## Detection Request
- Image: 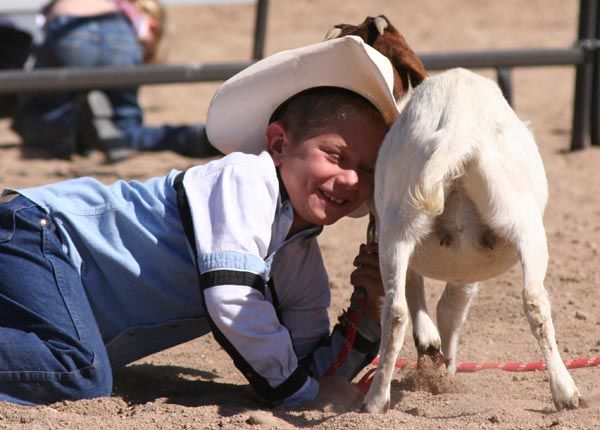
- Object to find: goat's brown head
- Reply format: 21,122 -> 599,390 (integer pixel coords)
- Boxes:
324,15 -> 427,103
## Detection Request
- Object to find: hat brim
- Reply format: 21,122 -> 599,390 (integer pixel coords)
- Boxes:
206,35 -> 399,217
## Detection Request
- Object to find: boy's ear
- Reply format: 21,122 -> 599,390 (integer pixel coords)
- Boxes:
266,122 -> 288,166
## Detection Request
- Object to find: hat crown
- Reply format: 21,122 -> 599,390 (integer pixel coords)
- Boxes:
206,35 -> 398,155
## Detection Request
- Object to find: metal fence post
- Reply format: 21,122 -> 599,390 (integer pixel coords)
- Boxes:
252,0 -> 269,60
571,0 -> 597,150
496,67 -> 513,106
592,0 -> 600,146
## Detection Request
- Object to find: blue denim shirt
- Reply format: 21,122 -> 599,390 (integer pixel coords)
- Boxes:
19,170 -> 206,365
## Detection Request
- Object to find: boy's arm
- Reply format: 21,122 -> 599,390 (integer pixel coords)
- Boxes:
182,160 -> 320,406
201,280 -> 319,407
243,242 -> 384,411
297,242 -> 382,383
200,241 -> 382,409
202,243 -> 383,410
253,242 -> 382,412
202,242 -> 382,410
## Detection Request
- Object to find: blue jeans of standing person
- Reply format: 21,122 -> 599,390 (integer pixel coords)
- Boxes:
0,195 -> 112,405
11,13 -> 208,158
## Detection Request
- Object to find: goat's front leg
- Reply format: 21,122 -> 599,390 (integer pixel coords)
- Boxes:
362,240 -> 413,413
436,282 -> 479,374
406,270 -> 444,365
519,220 -> 582,410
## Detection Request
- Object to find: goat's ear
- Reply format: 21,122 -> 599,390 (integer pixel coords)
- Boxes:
374,16 -> 388,36
324,26 -> 343,41
392,47 -> 428,89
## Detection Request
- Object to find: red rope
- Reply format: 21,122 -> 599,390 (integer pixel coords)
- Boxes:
323,288 -> 367,377
369,356 -> 600,372
355,356 -> 600,393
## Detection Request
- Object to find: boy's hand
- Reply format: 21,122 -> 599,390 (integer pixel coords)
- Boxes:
350,242 -> 384,324
245,378 -> 361,412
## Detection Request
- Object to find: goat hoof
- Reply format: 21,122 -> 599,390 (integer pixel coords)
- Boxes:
361,399 -> 390,414
554,394 -> 585,411
417,346 -> 448,369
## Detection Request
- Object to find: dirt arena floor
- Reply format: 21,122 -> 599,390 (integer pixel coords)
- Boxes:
1,0 -> 600,428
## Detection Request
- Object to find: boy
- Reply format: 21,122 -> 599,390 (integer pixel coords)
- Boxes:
0,36 -> 398,408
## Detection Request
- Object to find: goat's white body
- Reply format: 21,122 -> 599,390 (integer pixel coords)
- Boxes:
362,68 -> 581,413
409,192 -> 518,284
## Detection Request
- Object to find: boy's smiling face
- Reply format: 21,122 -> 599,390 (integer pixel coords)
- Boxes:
268,108 -> 388,235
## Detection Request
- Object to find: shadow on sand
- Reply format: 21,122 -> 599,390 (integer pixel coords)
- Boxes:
112,363 -> 247,410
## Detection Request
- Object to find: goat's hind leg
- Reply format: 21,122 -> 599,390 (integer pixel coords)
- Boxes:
436,282 -> 479,374
362,238 -> 414,413
406,270 -> 445,367
518,217 -> 582,410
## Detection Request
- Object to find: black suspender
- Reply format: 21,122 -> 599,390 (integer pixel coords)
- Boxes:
173,170 -> 282,321
173,171 -> 198,259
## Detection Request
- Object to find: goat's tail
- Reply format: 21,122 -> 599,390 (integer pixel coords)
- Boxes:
410,129 -> 472,216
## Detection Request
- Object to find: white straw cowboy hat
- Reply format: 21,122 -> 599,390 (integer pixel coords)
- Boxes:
206,35 -> 399,217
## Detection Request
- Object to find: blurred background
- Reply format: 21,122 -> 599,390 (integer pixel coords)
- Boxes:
0,0 -> 583,178
1,2 -> 599,429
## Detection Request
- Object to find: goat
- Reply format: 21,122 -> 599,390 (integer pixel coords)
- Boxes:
325,12 -> 453,386
326,16 -> 583,413
360,67 -> 583,413
325,16 -> 444,365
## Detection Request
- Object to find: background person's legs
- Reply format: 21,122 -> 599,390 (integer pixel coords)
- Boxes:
11,15 -> 107,159
121,120 -> 222,157
11,14 -> 139,160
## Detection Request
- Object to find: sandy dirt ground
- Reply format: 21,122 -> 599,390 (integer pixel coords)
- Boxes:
1,0 -> 600,428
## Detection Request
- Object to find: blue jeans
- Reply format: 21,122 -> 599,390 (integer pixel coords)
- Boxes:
12,13 -> 205,156
0,195 -> 112,405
